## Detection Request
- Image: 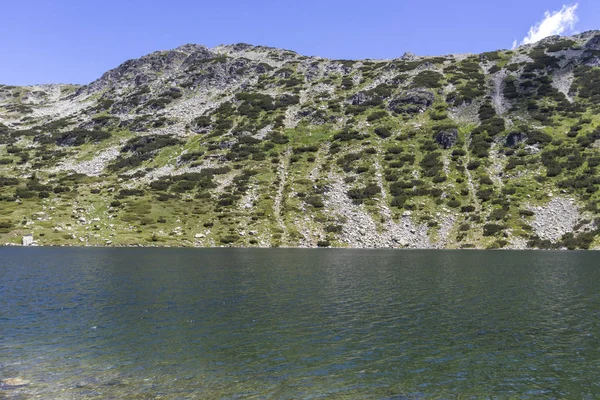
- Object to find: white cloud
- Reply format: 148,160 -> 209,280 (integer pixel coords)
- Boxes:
514,3 -> 579,48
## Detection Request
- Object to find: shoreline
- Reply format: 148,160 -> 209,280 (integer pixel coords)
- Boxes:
0,243 -> 596,251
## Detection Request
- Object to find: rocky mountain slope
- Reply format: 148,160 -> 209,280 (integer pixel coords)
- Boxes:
1,32 -> 600,249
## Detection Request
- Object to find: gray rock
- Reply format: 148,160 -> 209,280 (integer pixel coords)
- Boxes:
435,129 -> 458,149
1,378 -> 30,387
584,34 -> 600,51
22,234 -> 34,246
505,132 -> 527,147
388,89 -> 434,114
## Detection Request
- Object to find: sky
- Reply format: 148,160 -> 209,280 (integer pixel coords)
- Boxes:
0,0 -> 598,85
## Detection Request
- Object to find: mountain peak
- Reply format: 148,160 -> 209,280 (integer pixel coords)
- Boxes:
1,31 -> 600,248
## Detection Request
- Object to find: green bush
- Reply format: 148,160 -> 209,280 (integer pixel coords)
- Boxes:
325,224 -> 343,234
447,199 -> 461,208
15,188 -> 35,198
489,209 -> 508,220
412,71 -> 444,88
483,223 -> 505,236
367,111 -> 388,121
347,183 -> 381,204
305,196 -> 324,208
374,127 -> 392,138
220,234 -> 240,244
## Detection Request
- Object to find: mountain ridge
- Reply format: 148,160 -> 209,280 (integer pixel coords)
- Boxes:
1,31 -> 600,249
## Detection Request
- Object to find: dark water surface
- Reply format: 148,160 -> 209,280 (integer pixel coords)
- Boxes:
1,248 -> 599,399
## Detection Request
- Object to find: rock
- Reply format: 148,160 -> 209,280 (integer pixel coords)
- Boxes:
434,128 -> 458,149
388,89 -> 434,114
585,34 -> 600,51
530,197 -> 579,242
194,233 -> 205,239
400,52 -> 418,61
1,378 -> 30,387
22,234 -> 34,246
505,132 -> 527,147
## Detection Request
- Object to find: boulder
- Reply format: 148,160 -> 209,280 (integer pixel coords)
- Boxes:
348,92 -> 370,106
435,129 -> 459,149
1,378 -> 30,387
505,132 -> 527,147
388,89 -> 434,114
22,234 -> 34,246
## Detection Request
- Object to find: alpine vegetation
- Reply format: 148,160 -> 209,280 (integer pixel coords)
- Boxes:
1,32 -> 600,249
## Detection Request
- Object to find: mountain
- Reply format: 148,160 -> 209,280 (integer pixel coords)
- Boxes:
1,32 -> 600,249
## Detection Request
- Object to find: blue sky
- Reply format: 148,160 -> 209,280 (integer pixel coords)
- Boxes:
0,0 -> 597,85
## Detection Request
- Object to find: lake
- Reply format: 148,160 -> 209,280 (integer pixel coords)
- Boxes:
1,248 -> 599,398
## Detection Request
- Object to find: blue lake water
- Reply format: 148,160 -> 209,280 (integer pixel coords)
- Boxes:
1,248 -> 599,398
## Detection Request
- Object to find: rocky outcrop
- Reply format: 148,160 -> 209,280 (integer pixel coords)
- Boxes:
388,89 -> 434,114
505,132 -> 527,147
435,129 -> 458,149
584,33 -> 600,50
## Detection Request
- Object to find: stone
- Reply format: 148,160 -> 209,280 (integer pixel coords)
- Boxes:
194,233 -> 205,239
434,129 -> 458,149
1,378 -> 29,387
22,234 -> 34,246
585,34 -> 600,51
388,89 -> 434,114
505,132 -> 527,147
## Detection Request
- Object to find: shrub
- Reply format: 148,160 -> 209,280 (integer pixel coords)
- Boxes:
447,199 -> 461,208
116,189 -> 145,198
220,234 -> 239,244
15,188 -> 35,198
305,196 -> 324,208
0,220 -> 14,232
390,196 -> 407,207
489,209 -> 508,220
561,231 -> 598,250
476,188 -> 494,202
483,223 -> 505,236
325,224 -> 343,234
374,127 -> 392,138
412,71 -> 444,88
347,183 -> 381,204
367,111 -> 388,121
